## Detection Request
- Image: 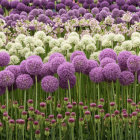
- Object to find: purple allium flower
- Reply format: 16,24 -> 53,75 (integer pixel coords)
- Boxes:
40,63 -> 53,77
67,10 -> 74,17
118,51 -> 132,71
84,60 -> 99,75
50,57 -> 66,74
119,71 -> 134,86
100,1 -> 109,8
47,2 -> 55,9
0,87 -> 6,96
48,53 -> 64,62
56,3 -> 65,11
72,55 -> 88,73
41,76 -> 59,93
84,13 -> 93,19
78,7 -> 86,15
112,8 -> 120,18
1,0 -> 10,9
57,62 -> 75,79
59,75 -> 76,89
5,65 -> 21,78
99,10 -> 108,19
59,9 -> 66,15
86,0 -> 93,4
122,4 -> 128,11
127,55 -> 140,72
131,14 -> 139,23
110,4 -> 119,11
33,0 -> 40,6
0,52 -> 10,67
130,0 -> 139,5
16,3 -> 26,11
89,67 -> 104,83
16,74 -> 33,90
45,9 -> 53,17
0,70 -> 15,87
99,48 -> 117,61
91,8 -> 99,15
29,9 -> 39,17
65,0 -> 73,7
26,58 -> 43,75
116,0 -> 125,6
27,55 -> 42,61
20,60 -> 28,74
78,0 -> 85,4
83,2 -> 89,9
37,14 -> 48,23
102,63 -> 121,82
100,57 -> 116,68
70,51 -> 86,62
128,5 -> 137,12
10,1 -> 19,9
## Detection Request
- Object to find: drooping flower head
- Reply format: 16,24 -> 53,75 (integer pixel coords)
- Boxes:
0,52 -> 10,67
41,76 -> 59,93
119,71 -> 134,86
0,70 -> 15,87
89,67 -> 104,83
16,74 -> 33,90
99,48 -> 117,61
102,63 -> 121,82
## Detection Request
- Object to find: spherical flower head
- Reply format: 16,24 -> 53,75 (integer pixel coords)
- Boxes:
116,0 -> 125,6
118,51 -> 132,71
121,41 -> 133,51
72,55 -> 88,73
57,62 -> 75,79
40,63 -> 53,77
20,60 -> 28,74
5,65 -> 21,78
91,8 -> 99,15
70,51 -> 86,62
100,57 -> 116,68
119,71 -> 134,86
89,67 -> 104,83
48,53 -> 64,62
50,57 -> 66,74
59,75 -> 76,89
65,0 -> 73,7
127,55 -> 140,72
99,48 -> 117,61
0,70 -> 15,87
41,76 -> 59,93
78,0 -> 85,4
128,5 -> 137,12
114,34 -> 125,42
45,9 -> 53,17
1,0 -> 10,9
78,7 -> 86,15
84,60 -> 99,75
26,58 -> 43,75
0,52 -> 10,67
84,13 -> 93,19
16,74 -> 33,90
103,63 -> 121,82
16,3 -> 26,11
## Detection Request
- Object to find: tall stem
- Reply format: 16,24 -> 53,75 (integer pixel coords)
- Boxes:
35,76 -> 38,110
24,90 -> 26,110
6,87 -> 9,113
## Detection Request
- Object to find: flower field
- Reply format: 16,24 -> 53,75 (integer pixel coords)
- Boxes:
0,0 -> 140,140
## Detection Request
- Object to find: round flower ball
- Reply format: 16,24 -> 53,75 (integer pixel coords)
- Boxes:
100,57 -> 116,68
0,86 -> 6,96
84,60 -> 99,75
72,55 -> 88,73
59,75 -> 76,89
57,62 -> 75,79
119,71 -> 134,86
0,70 -> 15,87
50,57 -> 66,74
102,63 -> 121,82
26,58 -> 43,75
118,51 -> 132,71
5,65 -> 21,78
0,52 -> 10,67
40,62 -> 53,77
20,60 -> 28,74
127,55 -> 140,72
48,52 -> 64,62
99,48 -> 117,61
16,74 -> 33,90
27,55 -> 42,61
89,67 -> 104,83
70,51 -> 86,62
41,76 -> 59,93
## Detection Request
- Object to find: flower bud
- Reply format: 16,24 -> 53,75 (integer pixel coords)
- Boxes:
28,107 -> 34,116
67,104 -> 73,112
68,118 -> 75,127
57,104 -> 61,113
21,111 -> 27,119
94,115 -> 100,123
79,118 -> 84,126
45,128 -> 50,136
3,112 -> 8,121
13,101 -> 18,108
64,97 -> 69,105
71,112 -> 76,119
51,119 -> 56,127
98,104 -> 103,109
72,102 -> 77,108
40,102 -> 46,110
19,106 -> 24,113
1,105 -> 6,113
79,102 -> 83,110
131,102 -> 136,110
33,121 -> 39,129
9,119 -> 15,128
57,114 -> 63,123
90,103 -> 96,112
65,112 -> 70,120
99,98 -> 105,105
45,118 -> 50,126
0,122 -> 3,132
47,96 -> 52,104
99,109 -> 104,117
35,130 -> 40,139
84,111 -> 91,121
61,122 -> 67,132
132,112 -> 137,121
28,99 -> 33,107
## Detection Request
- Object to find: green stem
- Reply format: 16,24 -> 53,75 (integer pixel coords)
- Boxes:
71,127 -> 74,140
24,90 -> 26,110
68,80 -> 71,103
35,76 -> 38,110
6,87 -> 9,113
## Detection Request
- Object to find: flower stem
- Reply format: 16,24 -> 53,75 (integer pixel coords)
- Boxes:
35,76 -> 38,110
24,90 -> 26,110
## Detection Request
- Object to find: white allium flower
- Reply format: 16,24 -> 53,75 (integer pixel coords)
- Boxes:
0,39 -> 4,48
12,42 -> 23,50
121,12 -> 132,22
81,37 -> 93,46
114,34 -> 125,42
132,38 -> 140,48
34,31 -> 46,42
121,40 -> 132,51
68,36 -> 79,45
24,36 -> 35,47
51,47 -> 61,53
5,42 -> 14,50
90,51 -> 100,61
10,55 -> 20,65
25,51 -> 35,59
0,32 -> 6,43
49,39 -> 59,48
44,36 -> 53,44
130,51 -> 136,55
34,47 -> 45,55
43,56 -> 49,63
9,47 -> 17,55
58,38 -> 65,45
34,39 -> 43,47
74,42 -> 85,51
107,33 -> 115,41
114,46 -> 124,54
93,34 -> 101,41
19,47 -> 30,57
61,43 -> 72,51
69,32 -> 79,38
131,32 -> 140,40
102,39 -> 112,47
86,43 -> 96,52
15,34 -> 26,44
